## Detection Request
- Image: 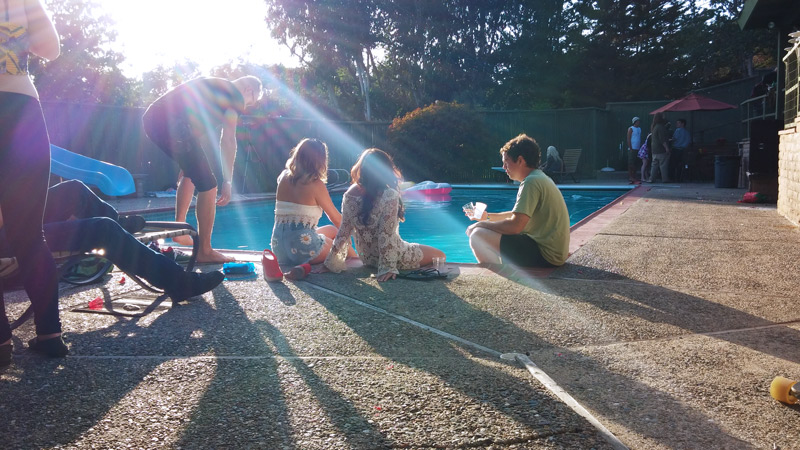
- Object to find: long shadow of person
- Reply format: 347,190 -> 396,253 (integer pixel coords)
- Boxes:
0,281 -> 300,448
294,264 -> 762,448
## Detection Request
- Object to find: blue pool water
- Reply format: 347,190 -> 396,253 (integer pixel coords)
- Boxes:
144,187 -> 629,263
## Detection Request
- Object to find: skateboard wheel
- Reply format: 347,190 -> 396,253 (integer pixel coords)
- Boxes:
770,376 -> 798,404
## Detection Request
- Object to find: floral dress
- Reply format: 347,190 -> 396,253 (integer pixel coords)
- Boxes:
270,200 -> 326,266
324,188 -> 423,276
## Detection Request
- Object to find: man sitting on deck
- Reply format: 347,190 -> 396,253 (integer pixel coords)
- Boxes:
0,180 -> 224,301
466,134 -> 570,268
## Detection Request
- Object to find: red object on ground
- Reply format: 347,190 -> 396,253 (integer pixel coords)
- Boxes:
119,276 -> 126,284
284,263 -> 312,280
262,249 -> 283,282
88,296 -> 103,310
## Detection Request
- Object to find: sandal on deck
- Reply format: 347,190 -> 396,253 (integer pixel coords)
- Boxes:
397,268 -> 448,281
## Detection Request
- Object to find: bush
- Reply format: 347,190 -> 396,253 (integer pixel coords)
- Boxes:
386,101 -> 492,183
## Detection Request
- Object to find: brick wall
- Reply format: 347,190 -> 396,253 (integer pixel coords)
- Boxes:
778,119 -> 800,226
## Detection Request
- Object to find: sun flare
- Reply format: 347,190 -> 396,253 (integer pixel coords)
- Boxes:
92,0 -> 296,76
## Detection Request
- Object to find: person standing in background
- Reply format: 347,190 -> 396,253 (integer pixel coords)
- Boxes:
670,118 -> 690,182
627,117 -> 642,184
646,112 -> 671,183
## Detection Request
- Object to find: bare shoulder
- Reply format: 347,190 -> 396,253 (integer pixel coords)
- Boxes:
310,178 -> 329,192
311,179 -> 333,200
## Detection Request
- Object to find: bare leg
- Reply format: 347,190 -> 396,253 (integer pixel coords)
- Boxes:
467,227 -> 502,264
628,155 -> 636,182
309,236 -> 334,265
172,175 -> 195,246
194,188 -> 234,263
417,245 -> 445,267
314,225 -> 358,261
640,159 -> 648,182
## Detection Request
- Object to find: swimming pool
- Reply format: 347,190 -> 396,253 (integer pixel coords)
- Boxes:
144,186 -> 630,263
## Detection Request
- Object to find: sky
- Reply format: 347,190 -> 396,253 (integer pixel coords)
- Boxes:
94,0 -> 299,77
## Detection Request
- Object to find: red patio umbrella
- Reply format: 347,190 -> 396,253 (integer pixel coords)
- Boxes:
649,93 -> 736,114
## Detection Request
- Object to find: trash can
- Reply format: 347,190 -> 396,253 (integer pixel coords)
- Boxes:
714,155 -> 740,188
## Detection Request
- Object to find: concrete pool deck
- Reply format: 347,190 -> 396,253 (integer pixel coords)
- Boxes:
2,181 -> 799,449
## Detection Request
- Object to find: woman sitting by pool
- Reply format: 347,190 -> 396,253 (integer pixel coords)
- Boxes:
324,148 -> 445,282
271,138 -> 354,274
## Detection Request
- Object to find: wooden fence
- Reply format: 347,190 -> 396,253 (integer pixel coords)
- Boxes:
42,80 -> 752,194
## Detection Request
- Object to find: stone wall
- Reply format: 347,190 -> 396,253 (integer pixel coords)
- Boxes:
778,119 -> 800,226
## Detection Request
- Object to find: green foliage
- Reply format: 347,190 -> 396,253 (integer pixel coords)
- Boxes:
27,0 -> 779,118
386,102 -> 492,182
32,0 -> 135,105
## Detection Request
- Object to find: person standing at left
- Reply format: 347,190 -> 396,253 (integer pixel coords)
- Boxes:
626,117 -> 642,184
1,0 -> 69,366
142,75 -> 263,263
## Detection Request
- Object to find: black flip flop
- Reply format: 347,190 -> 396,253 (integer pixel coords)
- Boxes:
397,267 -> 448,281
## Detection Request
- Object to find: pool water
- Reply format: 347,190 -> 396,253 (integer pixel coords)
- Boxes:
144,187 -> 628,263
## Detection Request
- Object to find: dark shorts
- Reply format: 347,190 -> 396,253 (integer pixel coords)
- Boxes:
628,147 -> 639,169
499,234 -> 557,268
142,110 -> 218,192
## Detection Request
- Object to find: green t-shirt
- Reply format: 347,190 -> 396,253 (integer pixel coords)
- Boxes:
512,170 -> 570,265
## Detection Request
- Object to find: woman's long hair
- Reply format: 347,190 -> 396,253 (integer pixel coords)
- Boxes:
285,138 -> 328,184
350,148 -> 404,226
651,112 -> 665,132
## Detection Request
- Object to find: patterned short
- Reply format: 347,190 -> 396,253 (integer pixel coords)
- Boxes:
270,221 -> 326,267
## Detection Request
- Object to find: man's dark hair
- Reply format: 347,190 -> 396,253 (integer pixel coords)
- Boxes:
500,134 -> 541,168
677,119 -> 686,126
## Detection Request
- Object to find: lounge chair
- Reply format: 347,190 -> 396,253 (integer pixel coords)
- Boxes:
554,148 -> 582,183
326,168 -> 352,191
1,221 -> 198,330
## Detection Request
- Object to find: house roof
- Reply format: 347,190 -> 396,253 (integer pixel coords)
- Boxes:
738,0 -> 800,30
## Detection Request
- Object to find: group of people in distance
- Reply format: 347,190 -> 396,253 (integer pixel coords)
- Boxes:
627,113 -> 691,184
0,0 -> 569,367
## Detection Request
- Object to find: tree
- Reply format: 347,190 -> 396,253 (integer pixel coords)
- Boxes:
264,0 -> 381,121
386,102 -> 492,182
376,0 -> 519,110
675,1 -> 776,87
31,0 -> 134,105
486,0 -> 574,109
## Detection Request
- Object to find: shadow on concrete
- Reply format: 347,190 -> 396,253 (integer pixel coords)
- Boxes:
300,265 -> 755,448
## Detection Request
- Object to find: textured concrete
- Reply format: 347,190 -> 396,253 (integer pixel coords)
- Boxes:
2,182 -> 800,449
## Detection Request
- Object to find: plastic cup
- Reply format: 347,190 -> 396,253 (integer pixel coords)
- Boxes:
473,202 -> 487,220
432,256 -> 446,270
462,202 -> 475,216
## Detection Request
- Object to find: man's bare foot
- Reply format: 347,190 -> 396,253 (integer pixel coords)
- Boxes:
172,234 -> 194,246
195,248 -> 235,264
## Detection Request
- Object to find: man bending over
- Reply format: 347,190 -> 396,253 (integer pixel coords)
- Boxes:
142,75 -> 262,263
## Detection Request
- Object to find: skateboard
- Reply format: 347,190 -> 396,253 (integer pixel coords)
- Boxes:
770,376 -> 799,404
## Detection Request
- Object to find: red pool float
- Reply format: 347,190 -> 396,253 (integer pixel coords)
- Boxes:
402,181 -> 452,196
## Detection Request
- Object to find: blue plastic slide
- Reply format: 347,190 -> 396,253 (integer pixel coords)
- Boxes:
50,145 -> 135,196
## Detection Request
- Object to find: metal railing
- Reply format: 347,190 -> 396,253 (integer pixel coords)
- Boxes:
740,93 -> 778,138
783,35 -> 799,126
